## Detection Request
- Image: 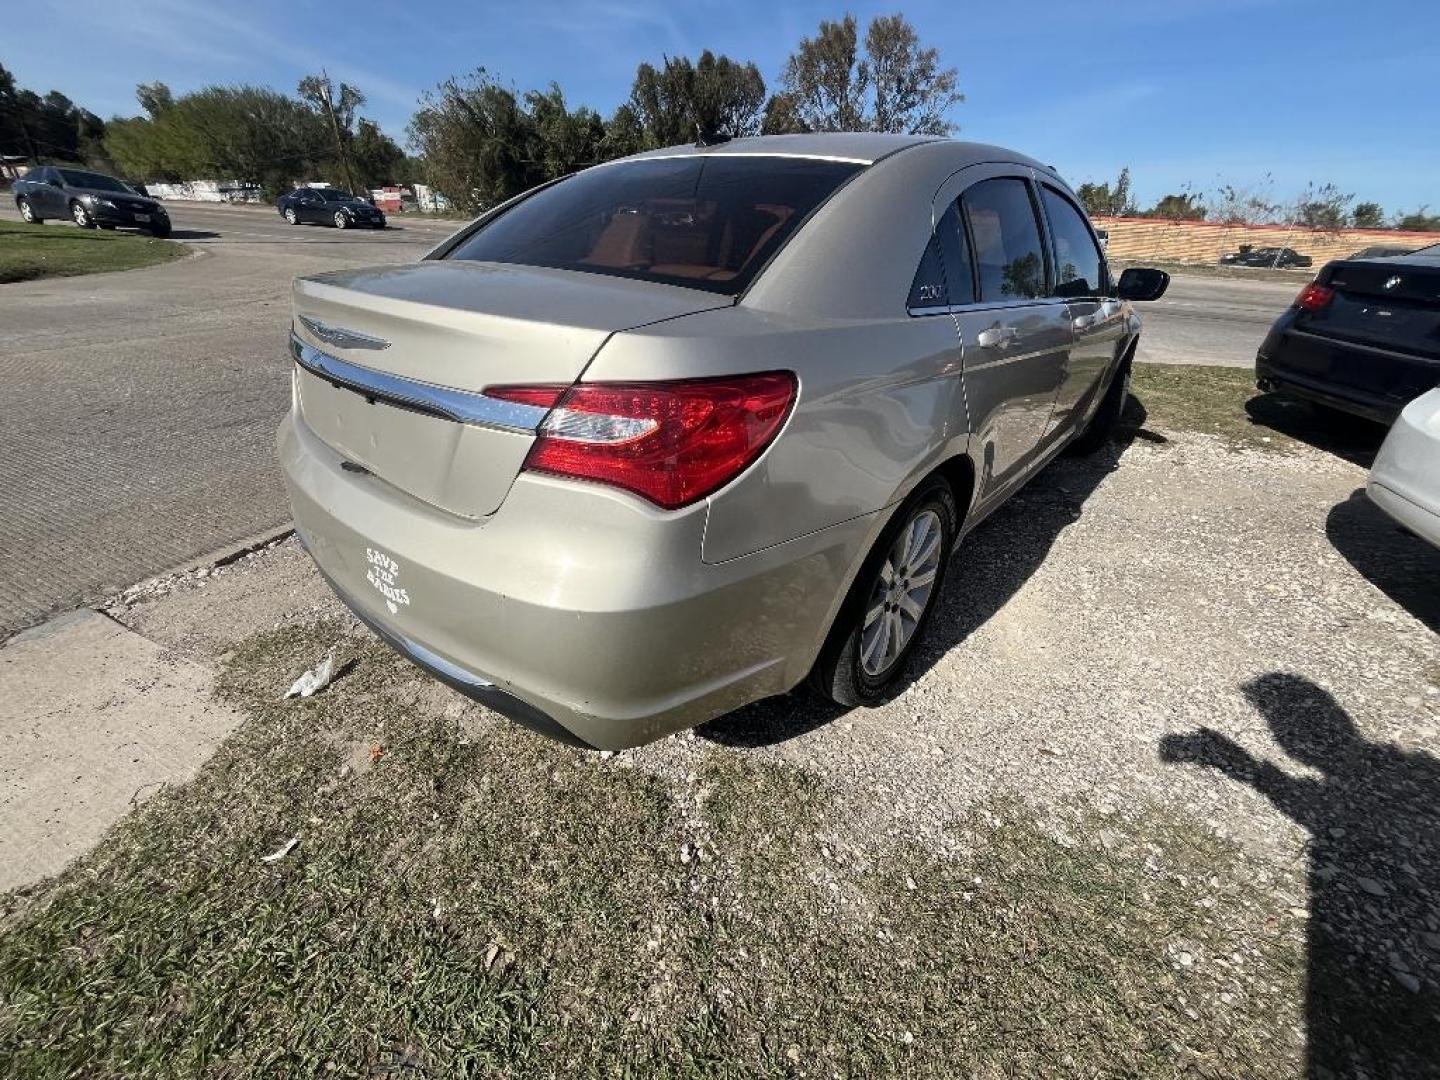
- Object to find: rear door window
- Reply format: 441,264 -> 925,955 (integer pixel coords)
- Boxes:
1040,186 -> 1105,299
907,204 -> 974,311
961,178 -> 1048,302
445,155 -> 863,296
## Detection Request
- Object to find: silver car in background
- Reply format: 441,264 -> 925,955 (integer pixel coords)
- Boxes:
278,133 -> 1168,749
1369,388 -> 1440,549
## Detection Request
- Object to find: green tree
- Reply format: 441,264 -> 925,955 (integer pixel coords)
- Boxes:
350,119 -> 406,189
526,85 -> 606,176
135,82 -> 174,119
628,51 -> 766,146
1292,182 -> 1353,232
1351,201 -> 1384,229
1076,168 -> 1133,217
1146,192 -> 1206,221
407,69 -> 541,213
769,13 -> 961,135
599,104 -> 647,159
1395,208 -> 1440,232
0,64 -> 106,164
297,73 -> 365,193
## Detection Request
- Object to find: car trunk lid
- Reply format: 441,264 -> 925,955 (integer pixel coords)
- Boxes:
291,260 -> 729,518
1302,258 -> 1440,360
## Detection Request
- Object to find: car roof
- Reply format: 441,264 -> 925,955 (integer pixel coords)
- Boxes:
616,132 -> 1047,171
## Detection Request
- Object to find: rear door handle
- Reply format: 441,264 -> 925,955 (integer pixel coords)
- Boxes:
976,325 -> 1020,348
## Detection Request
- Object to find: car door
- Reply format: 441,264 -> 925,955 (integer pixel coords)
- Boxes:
1037,184 -> 1126,439
294,190 -> 317,222
940,168 -> 1070,501
35,168 -> 64,216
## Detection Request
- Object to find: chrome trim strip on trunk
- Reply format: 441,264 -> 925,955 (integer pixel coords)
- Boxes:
289,333 -> 551,433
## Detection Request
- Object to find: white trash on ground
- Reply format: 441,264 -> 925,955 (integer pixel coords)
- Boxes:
260,837 -> 299,863
283,647 -> 337,700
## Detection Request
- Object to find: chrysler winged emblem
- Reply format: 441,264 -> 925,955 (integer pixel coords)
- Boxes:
298,314 -> 391,351
1383,275 -> 1402,291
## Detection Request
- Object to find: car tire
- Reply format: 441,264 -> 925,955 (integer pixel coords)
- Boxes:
284,207 -> 299,225
17,197 -> 42,224
333,211 -> 348,230
70,201 -> 96,229
149,221 -> 172,239
1068,354 -> 1132,456
810,475 -> 958,707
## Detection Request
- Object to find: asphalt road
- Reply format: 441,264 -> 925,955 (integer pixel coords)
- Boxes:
0,201 -> 1293,635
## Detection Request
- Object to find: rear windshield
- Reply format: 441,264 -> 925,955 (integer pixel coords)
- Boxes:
444,155 -> 863,295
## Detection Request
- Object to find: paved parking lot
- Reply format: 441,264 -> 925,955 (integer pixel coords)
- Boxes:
0,203 -> 457,634
0,202 -> 1296,635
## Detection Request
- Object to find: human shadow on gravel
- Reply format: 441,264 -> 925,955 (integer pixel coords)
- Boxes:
1160,674 -> 1440,1079
1244,393 -> 1387,468
1326,489 -> 1440,634
701,394 -> 1155,748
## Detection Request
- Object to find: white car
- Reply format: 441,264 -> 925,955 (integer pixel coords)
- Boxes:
1368,387 -> 1440,549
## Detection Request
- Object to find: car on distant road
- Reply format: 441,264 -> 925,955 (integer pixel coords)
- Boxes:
13,166 -> 171,237
1220,246 -> 1313,269
278,133 -> 1170,749
276,187 -> 386,229
1256,244 -> 1440,424
1368,387 -> 1440,549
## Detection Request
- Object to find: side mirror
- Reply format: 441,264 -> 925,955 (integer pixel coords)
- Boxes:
1116,267 -> 1169,302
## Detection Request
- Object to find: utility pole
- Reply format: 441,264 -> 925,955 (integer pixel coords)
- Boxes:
318,70 -> 358,195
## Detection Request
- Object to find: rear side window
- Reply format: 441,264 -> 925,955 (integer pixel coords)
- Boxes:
446,156 -> 863,296
961,178 -> 1047,302
907,204 -> 974,310
1041,187 -> 1105,299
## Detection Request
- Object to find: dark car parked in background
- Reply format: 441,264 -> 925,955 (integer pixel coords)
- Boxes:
1221,246 -> 1313,269
13,166 -> 171,237
1256,244 -> 1440,424
276,187 -> 386,229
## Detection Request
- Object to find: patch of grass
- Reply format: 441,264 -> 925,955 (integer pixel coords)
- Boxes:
0,621 -> 1320,1076
1129,362 -> 1287,451
1129,363 -> 1389,459
0,219 -> 186,283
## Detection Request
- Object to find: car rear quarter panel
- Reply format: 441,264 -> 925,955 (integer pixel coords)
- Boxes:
586,304 -> 969,565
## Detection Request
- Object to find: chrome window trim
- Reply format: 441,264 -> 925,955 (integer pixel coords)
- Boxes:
907,297 -> 1067,318
290,333 -> 550,433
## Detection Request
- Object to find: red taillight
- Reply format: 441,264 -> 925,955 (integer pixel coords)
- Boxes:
1295,282 -> 1334,311
487,373 -> 797,509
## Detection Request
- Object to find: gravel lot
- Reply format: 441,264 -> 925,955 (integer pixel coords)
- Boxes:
94,393 -> 1440,1073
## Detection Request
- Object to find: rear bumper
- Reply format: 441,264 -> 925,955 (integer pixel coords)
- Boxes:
1255,317 -> 1437,425
277,411 -> 876,749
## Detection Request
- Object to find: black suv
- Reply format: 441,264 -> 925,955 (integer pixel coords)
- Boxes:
13,166 -> 171,237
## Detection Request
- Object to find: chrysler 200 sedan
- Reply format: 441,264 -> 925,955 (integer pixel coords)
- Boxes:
278,133 -> 1169,749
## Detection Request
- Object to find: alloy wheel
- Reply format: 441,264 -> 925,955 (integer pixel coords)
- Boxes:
19,198 -> 35,222
72,203 -> 90,227
333,211 -> 347,229
859,508 -> 943,676
285,208 -> 297,224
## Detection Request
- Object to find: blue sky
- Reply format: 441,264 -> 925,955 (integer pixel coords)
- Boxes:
10,0 -> 1439,215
